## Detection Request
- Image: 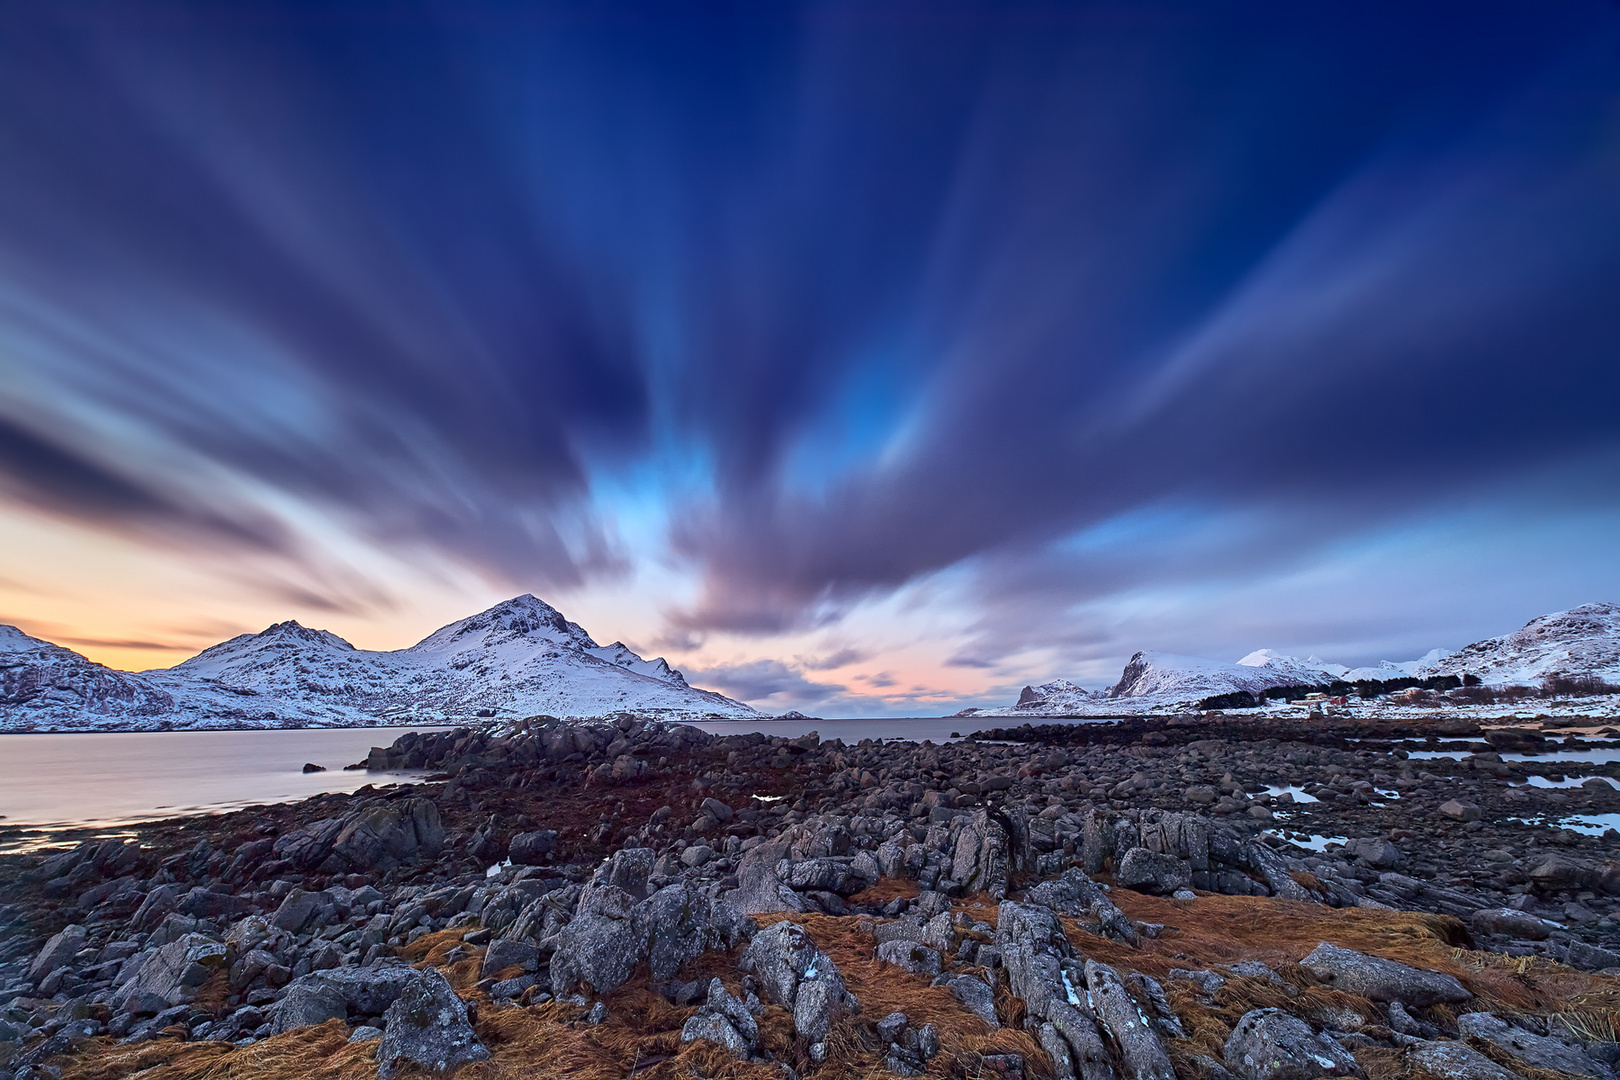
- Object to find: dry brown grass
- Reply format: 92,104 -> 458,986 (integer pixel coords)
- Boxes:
54,893 -> 1620,1080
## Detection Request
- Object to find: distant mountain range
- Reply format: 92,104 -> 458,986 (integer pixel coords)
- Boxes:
0,595 -> 756,732
970,602 -> 1620,716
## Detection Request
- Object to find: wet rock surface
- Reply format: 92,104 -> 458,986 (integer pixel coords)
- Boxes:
0,711 -> 1617,1079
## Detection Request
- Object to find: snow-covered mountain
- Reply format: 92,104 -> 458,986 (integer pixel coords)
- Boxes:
0,595 -> 756,732
1419,602 -> 1620,686
966,602 -> 1620,716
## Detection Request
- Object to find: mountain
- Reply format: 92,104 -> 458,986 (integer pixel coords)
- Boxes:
0,595 -> 756,732
967,602 -> 1620,716
1419,602 -> 1620,686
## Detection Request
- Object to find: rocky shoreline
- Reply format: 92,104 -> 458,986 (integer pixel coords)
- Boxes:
2,712 -> 1619,1080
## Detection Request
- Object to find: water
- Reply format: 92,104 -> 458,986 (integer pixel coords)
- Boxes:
0,714 -> 1097,836
0,728 -> 445,833
689,715 -> 1112,743
1553,813 -> 1620,837
1517,775 -> 1619,790
1266,785 -> 1320,804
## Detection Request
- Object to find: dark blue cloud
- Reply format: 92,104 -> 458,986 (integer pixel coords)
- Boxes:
0,0 -> 1616,644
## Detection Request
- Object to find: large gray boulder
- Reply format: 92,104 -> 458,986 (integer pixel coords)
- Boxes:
330,798 -> 444,871
1115,849 -> 1192,896
1085,960 -> 1175,1080
29,925 -> 86,985
479,939 -> 540,980
271,965 -> 428,1033
377,967 -> 489,1080
1023,867 -> 1139,945
951,809 -> 1027,899
681,1012 -> 751,1059
113,934 -> 231,1016
1457,1012 -> 1611,1078
1299,943 -> 1471,1006
1403,1040 -> 1521,1080
1469,907 -> 1553,941
548,884 -> 645,996
642,882 -> 716,981
876,940 -> 942,976
508,830 -> 558,866
1222,1008 -> 1362,1080
994,902 -> 1112,1080
739,921 -> 856,1047
943,974 -> 999,1029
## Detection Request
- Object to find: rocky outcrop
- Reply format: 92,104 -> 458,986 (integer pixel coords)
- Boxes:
1298,943 -> 1471,1006
1222,1008 -> 1362,1080
376,967 -> 488,1080
739,921 -> 858,1059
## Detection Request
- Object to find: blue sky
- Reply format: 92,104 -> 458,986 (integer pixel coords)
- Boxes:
0,0 -> 1618,715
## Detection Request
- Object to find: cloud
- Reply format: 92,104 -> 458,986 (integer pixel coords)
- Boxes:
797,647 -> 871,671
682,659 -> 843,704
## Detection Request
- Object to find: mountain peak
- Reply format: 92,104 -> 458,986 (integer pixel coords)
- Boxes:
410,593 -> 595,654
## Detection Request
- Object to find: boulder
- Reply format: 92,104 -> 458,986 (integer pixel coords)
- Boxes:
1341,839 -> 1404,870
1469,907 -> 1552,941
944,974 -> 999,1029
271,888 -> 323,933
29,925 -> 86,985
1403,1040 -> 1520,1080
1085,960 -> 1176,1080
1115,849 -> 1192,895
1222,1008 -> 1363,1080
1299,943 -> 1471,1006
680,1012 -> 751,1059
479,939 -> 540,979
330,798 -> 444,871
113,934 -> 231,1016
592,847 -> 656,900
876,940 -> 942,976
1023,867 -> 1139,945
1438,801 -> 1482,823
1529,854 -> 1595,891
508,830 -> 558,866
1566,940 -> 1620,972
377,966 -> 489,1080
1457,1012 -> 1611,1077
739,920 -> 856,1045
547,884 -> 645,996
271,965 -> 429,1033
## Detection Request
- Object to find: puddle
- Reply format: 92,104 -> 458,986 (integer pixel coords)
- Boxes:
1501,748 -> 1620,766
1291,835 -> 1348,852
1553,813 -> 1620,837
1266,786 -> 1319,804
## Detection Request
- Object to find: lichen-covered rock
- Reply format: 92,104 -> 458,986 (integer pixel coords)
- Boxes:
1222,1008 -> 1362,1080
1457,1012 -> 1610,1078
547,884 -> 645,995
29,924 -> 86,985
270,965 -> 428,1033
876,939 -> 942,976
1299,943 -> 1470,1006
1085,960 -> 1176,1080
377,966 -> 489,1079
739,920 -> 856,1044
113,933 -> 230,1016
1403,1040 -> 1520,1080
1115,849 -> 1192,896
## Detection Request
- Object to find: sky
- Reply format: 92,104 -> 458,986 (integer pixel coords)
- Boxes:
1,0 -> 1619,717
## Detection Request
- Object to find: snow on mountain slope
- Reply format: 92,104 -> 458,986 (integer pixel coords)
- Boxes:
1,595 -> 755,732
1112,650 -> 1328,701
0,625 -> 179,720
1419,602 -> 1620,685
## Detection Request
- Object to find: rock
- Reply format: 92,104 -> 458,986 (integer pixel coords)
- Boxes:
1299,942 -> 1471,1006
1086,959 -> 1176,1080
680,845 -> 714,868
1115,849 -> 1192,895
1023,866 -> 1139,945
951,808 -> 1026,899
739,920 -> 856,1043
876,940 -> 942,976
1469,907 -> 1552,940
330,797 -> 445,871
548,885 -> 645,996
1222,1008 -> 1362,1080
508,830 -> 558,866
681,1011 -> 751,1059
113,934 -> 231,1015
29,925 -> 86,985
643,880 -> 753,981
1438,800 -> 1482,822
593,847 -> 656,900
1342,839 -> 1404,870
270,966 -> 428,1033
944,975 -> 999,1029
1185,786 -> 1217,805
727,848 -> 807,915
349,1025 -> 383,1042
700,797 -> 734,823
1457,1012 -> 1610,1077
1404,1040 -> 1521,1080
480,939 -> 540,979
302,763 -> 326,773
377,966 -> 489,1080
271,889 -> 322,933
1566,940 -> 1620,972
1530,854 -> 1595,891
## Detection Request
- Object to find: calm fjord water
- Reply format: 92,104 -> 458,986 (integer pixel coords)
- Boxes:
0,716 -> 1095,833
